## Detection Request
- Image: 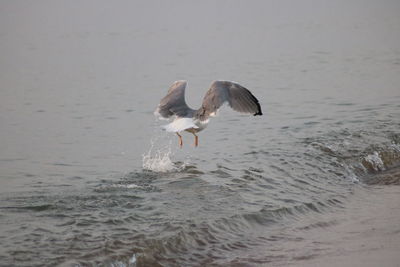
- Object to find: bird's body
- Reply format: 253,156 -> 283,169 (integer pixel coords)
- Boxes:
161,117 -> 209,133
154,80 -> 262,147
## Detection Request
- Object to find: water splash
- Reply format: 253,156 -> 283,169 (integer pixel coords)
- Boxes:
142,133 -> 189,172
363,151 -> 385,172
142,142 -> 175,172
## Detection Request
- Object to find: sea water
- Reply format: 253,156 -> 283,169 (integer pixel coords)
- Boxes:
1,1 -> 400,266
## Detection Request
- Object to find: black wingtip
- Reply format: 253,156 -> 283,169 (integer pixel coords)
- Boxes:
253,101 -> 263,116
246,89 -> 262,116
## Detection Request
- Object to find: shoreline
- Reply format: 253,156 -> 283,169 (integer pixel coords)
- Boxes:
284,185 -> 400,267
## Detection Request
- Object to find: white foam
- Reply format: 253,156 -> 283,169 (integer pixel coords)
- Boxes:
129,254 -> 137,264
364,151 -> 385,171
343,164 -> 360,183
110,183 -> 140,189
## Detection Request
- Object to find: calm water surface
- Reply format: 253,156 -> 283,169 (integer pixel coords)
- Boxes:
1,1 -> 400,266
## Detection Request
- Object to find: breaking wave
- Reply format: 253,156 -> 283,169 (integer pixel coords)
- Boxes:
306,131 -> 400,185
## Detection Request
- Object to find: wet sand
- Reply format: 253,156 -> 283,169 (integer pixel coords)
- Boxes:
286,184 -> 400,267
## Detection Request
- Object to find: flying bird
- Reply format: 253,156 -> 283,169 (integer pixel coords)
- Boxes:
154,80 -> 262,147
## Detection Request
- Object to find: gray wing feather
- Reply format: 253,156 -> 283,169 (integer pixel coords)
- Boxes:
155,80 -> 194,119
196,81 -> 262,120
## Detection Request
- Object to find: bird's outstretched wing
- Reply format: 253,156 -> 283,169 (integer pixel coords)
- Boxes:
154,80 -> 194,119
196,81 -> 262,120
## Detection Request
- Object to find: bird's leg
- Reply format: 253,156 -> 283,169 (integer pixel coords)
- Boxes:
192,133 -> 199,147
176,132 -> 183,148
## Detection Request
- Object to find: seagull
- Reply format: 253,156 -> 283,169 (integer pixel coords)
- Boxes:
154,80 -> 262,147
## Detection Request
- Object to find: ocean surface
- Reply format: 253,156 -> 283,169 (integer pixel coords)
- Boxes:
1,1 -> 400,266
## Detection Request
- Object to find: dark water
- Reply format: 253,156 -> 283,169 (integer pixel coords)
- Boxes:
1,1 -> 400,266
